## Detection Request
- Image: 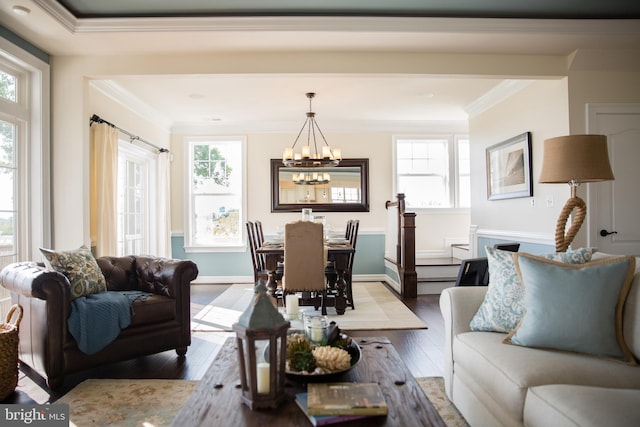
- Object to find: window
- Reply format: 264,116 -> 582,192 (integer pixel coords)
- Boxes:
0,70 -> 17,102
117,142 -> 153,256
0,41 -> 50,319
331,187 -> 360,203
0,119 -> 17,269
185,137 -> 245,250
394,135 -> 470,209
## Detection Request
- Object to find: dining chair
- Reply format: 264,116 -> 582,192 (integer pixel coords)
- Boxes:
454,257 -> 489,286
344,219 -> 359,309
283,220 -> 329,315
246,221 -> 268,283
325,219 -> 358,310
255,220 -> 265,247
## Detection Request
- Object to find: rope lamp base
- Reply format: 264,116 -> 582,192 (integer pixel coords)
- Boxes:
555,196 -> 587,252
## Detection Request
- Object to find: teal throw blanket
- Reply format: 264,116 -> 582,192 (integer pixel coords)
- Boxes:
68,291 -> 150,355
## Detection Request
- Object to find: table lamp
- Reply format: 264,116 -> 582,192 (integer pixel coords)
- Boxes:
539,134 -> 614,252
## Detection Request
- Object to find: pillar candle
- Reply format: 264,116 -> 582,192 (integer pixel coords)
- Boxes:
310,317 -> 323,342
256,362 -> 270,393
285,294 -> 298,315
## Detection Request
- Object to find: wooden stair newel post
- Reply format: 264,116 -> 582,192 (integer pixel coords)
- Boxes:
401,212 -> 417,298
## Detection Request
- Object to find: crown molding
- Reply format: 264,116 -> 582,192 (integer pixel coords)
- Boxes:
465,80 -> 533,118
32,0 -> 78,33
89,80 -> 172,132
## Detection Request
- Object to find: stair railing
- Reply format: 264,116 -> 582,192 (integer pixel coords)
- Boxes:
385,193 -> 417,298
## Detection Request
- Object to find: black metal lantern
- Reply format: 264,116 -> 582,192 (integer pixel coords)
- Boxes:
232,281 -> 290,409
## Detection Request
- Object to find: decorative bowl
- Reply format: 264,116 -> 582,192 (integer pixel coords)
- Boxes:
264,334 -> 362,383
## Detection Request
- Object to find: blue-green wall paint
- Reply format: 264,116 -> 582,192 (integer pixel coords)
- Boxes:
171,233 -> 386,277
477,237 -> 554,256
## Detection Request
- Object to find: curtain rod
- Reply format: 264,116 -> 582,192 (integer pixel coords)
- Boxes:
89,114 -> 169,153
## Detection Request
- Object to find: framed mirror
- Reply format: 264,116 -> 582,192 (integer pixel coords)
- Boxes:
271,158 -> 370,212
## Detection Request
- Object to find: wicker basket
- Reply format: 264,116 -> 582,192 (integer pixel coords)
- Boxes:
0,304 -> 23,401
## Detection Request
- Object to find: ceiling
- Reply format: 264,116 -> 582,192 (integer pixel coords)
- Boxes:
3,1 -> 640,129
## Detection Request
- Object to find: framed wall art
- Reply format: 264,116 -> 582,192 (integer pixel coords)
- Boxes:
486,132 -> 532,200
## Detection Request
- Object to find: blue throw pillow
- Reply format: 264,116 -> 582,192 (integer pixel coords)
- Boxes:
469,247 -> 595,333
505,254 -> 636,364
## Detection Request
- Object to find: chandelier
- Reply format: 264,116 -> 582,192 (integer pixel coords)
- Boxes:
282,92 -> 341,167
292,171 -> 331,185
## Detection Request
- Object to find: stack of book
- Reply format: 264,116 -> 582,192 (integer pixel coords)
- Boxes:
295,382 -> 388,426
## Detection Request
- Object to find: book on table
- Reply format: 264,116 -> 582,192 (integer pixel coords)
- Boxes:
295,393 -> 374,426
306,382 -> 388,416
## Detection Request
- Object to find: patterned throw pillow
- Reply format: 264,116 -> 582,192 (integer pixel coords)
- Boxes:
469,247 -> 595,333
40,245 -> 107,300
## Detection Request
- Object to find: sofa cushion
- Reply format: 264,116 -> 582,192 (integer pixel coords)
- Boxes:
453,332 -> 640,423
129,294 -> 176,327
524,384 -> 640,427
469,247 -> 594,333
40,245 -> 107,300
507,254 -> 636,364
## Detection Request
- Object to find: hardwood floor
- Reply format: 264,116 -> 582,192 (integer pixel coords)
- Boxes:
4,283 -> 445,404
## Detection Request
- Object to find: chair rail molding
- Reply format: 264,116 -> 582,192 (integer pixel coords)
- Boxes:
473,227 -> 554,256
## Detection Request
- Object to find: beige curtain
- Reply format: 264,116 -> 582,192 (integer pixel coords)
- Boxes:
90,122 -> 118,257
155,151 -> 172,258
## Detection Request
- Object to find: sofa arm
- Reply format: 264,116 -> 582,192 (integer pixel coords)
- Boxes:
0,261 -> 71,305
133,256 -> 199,298
440,287 -> 487,336
0,262 -> 72,382
439,286 -> 487,399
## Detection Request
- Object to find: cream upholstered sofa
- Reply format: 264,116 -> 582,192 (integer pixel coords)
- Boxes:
440,251 -> 640,427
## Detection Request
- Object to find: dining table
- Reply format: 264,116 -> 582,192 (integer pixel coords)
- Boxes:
256,238 -> 354,315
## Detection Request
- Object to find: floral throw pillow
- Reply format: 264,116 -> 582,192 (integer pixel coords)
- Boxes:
469,246 -> 595,333
40,245 -> 107,300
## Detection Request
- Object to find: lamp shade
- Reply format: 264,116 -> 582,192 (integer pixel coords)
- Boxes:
539,135 -> 614,184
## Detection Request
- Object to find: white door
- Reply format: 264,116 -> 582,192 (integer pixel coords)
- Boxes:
587,104 -> 640,256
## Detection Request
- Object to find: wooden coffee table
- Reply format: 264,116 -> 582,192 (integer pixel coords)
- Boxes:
172,336 -> 446,426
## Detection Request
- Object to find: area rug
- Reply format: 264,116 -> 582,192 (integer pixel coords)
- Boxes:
192,281 -> 428,331
55,379 -> 198,427
56,376 -> 466,427
417,377 -> 470,427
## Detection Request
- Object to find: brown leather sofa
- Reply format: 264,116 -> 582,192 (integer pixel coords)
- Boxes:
0,255 -> 198,389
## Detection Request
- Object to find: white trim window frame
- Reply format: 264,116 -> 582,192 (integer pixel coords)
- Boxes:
0,38 -> 50,319
393,134 -> 470,211
184,136 -> 246,252
117,140 -> 156,256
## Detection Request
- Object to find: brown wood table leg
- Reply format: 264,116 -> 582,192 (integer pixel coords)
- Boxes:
330,252 -> 349,315
263,253 -> 279,298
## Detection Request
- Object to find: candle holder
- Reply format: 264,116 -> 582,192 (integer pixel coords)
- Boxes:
304,314 -> 329,346
232,280 -> 290,409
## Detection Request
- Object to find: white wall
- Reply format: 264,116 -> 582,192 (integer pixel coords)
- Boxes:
170,131 -> 394,236
468,49 -> 640,251
47,50 -> 573,252
88,86 -> 170,150
171,131 -> 468,254
469,79 -> 570,241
